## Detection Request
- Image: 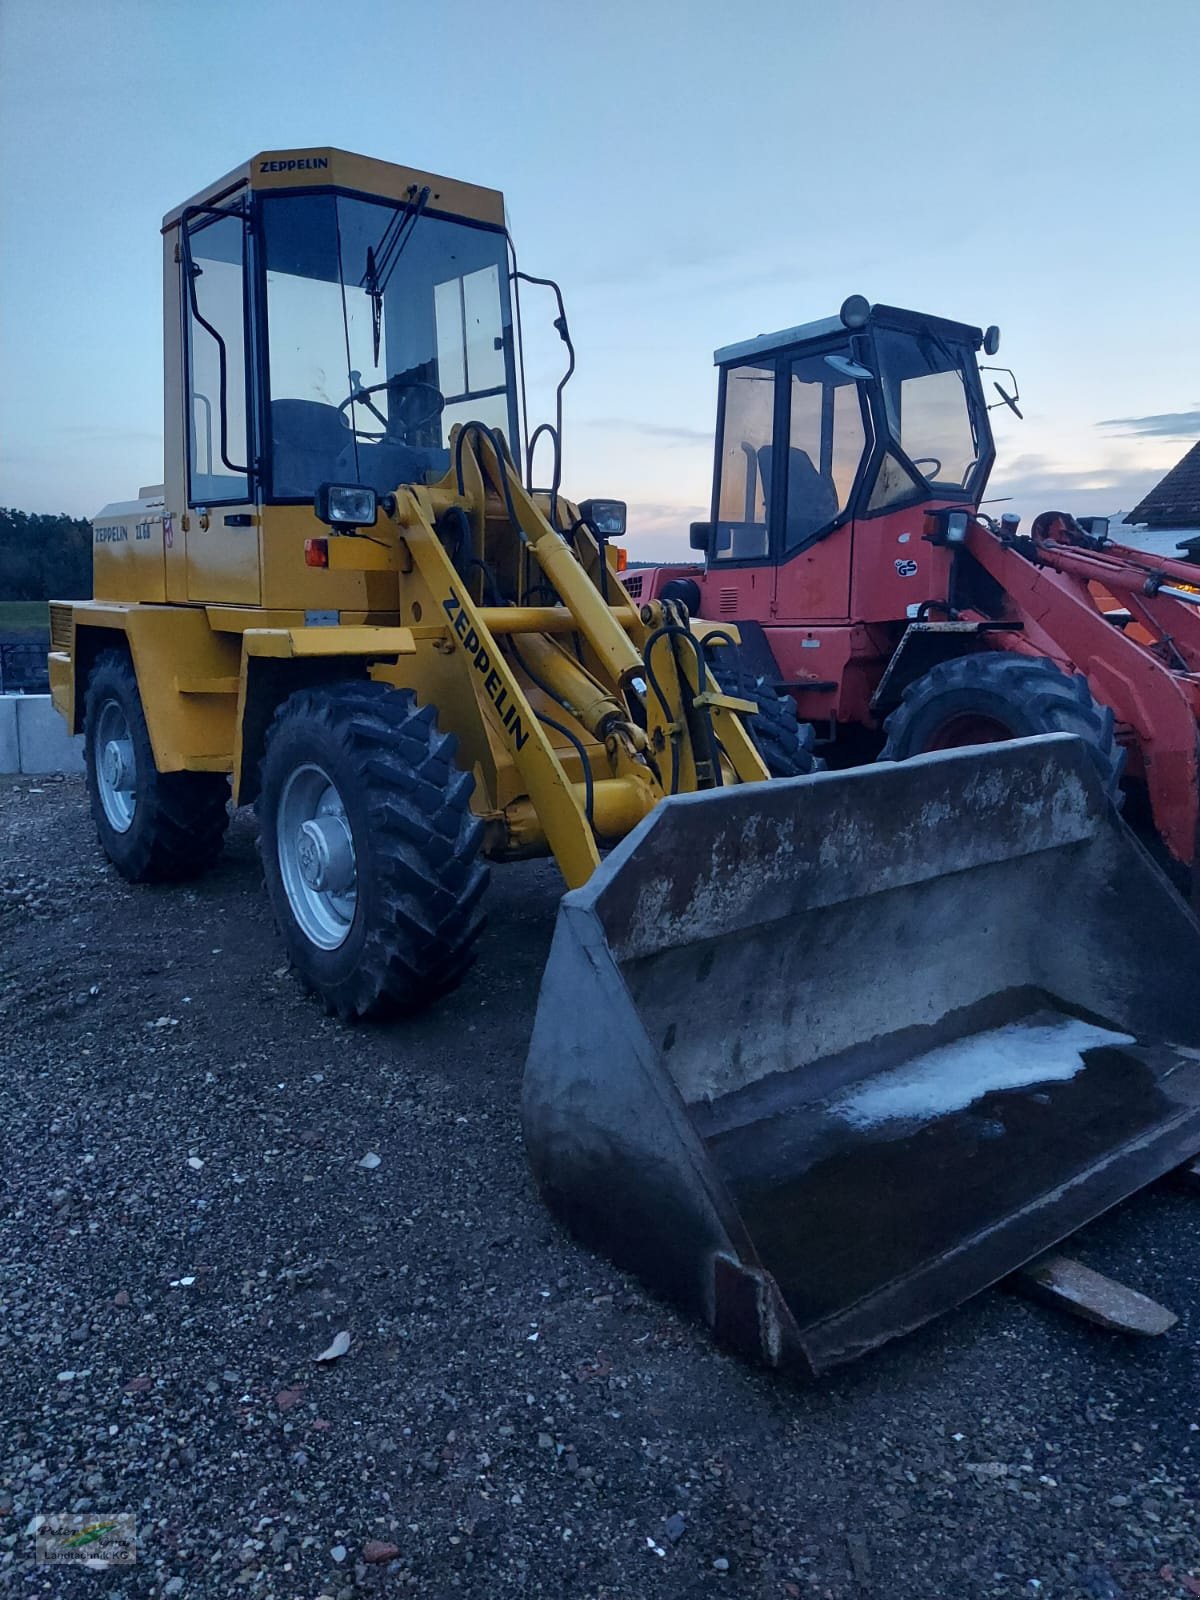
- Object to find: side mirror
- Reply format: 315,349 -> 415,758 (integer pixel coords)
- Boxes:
825,353 -> 874,381
983,325 -> 1001,356
982,366 -> 1023,420
689,521 -> 712,552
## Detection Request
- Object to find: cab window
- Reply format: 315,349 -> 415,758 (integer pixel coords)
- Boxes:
185,211 -> 250,505
779,357 -> 866,550
713,362 -> 775,560
260,192 -> 517,501
876,328 -> 980,492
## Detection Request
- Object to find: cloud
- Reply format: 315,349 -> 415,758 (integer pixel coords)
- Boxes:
985,452 -> 1162,517
1097,409 -> 1200,439
583,418 -> 711,446
626,498 -> 708,558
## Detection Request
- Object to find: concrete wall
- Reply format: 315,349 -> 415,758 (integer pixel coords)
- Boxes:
0,695 -> 85,776
0,696 -> 16,772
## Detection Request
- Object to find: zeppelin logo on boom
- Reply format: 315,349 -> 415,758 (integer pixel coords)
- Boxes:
259,157 -> 330,173
442,590 -> 529,752
94,525 -> 128,543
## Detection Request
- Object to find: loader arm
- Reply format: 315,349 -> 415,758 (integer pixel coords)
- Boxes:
967,524 -> 1200,868
391,483 -> 604,887
383,433 -> 769,887
461,431 -> 769,790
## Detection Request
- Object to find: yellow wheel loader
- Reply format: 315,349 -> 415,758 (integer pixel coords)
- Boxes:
52,149 -> 1200,1371
52,148 -> 794,1019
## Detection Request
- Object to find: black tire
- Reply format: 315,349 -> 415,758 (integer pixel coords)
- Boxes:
709,657 -> 821,779
878,651 -> 1125,805
258,682 -> 488,1021
84,649 -> 230,882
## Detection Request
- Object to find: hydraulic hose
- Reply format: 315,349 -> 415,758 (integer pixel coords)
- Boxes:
643,621 -> 725,792
454,423 -> 523,534
505,634 -> 596,827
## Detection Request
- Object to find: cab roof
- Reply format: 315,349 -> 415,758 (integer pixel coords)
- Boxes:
714,303 -> 986,367
162,147 -> 506,232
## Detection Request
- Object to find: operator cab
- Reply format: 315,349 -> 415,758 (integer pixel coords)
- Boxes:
170,150 -> 520,512
697,298 -> 998,564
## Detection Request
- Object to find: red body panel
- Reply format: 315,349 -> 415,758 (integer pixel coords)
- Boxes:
846,507 -> 955,626
773,523 -> 855,620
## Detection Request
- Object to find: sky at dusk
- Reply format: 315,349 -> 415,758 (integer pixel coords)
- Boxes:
1,0 -> 1198,559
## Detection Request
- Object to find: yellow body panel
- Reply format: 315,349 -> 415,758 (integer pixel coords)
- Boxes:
91,498 -> 168,603
184,507 -> 261,606
56,602 -> 240,768
242,626 -> 416,659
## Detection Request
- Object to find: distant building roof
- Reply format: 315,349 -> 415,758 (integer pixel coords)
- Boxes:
1128,439 -> 1200,528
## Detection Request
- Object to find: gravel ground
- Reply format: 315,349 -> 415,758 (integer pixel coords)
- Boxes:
1,774 -> 1199,1599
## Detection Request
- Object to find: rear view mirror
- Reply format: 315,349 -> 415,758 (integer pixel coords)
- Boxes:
689,521 -> 712,552
825,353 -> 875,381
982,366 -> 1023,420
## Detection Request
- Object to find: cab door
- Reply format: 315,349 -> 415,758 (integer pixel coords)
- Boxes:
699,356 -> 779,626
181,206 -> 261,606
770,355 -> 868,624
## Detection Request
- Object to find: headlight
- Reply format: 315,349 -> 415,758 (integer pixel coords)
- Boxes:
315,483 -> 377,528
923,507 -> 972,546
579,498 -> 627,538
945,510 -> 970,545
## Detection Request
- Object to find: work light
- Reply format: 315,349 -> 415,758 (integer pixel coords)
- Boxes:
315,483 -> 377,529
839,294 -> 871,330
580,499 -> 627,538
923,507 -> 972,546
945,511 -> 970,545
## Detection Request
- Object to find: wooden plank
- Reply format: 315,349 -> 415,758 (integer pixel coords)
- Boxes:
1012,1253 -> 1177,1336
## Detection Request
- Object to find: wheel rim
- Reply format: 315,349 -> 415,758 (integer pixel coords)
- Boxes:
95,698 -> 138,833
276,763 -> 357,950
925,712 -> 1016,751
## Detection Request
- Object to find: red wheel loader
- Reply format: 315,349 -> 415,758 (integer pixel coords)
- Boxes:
527,298 -> 1200,1371
620,297 -> 1200,887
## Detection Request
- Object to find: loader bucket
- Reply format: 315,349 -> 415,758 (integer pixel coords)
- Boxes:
522,735 -> 1200,1371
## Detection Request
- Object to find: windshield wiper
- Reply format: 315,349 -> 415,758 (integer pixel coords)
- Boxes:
361,184 -> 431,364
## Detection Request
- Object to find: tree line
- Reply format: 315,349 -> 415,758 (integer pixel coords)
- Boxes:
0,509 -> 92,600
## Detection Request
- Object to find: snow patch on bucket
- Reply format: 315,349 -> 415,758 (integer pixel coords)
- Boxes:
832,1015 -> 1136,1130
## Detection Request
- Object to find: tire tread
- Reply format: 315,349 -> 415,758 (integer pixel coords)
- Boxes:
259,682 -> 487,1021
879,651 -> 1125,805
84,650 -> 229,883
709,657 -> 821,779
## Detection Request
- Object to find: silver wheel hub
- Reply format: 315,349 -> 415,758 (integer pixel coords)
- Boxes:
276,764 -> 358,951
94,700 -> 137,833
296,814 -> 355,895
102,739 -> 135,792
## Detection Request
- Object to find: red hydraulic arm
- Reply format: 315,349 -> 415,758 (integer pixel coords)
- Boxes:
965,518 -> 1200,869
